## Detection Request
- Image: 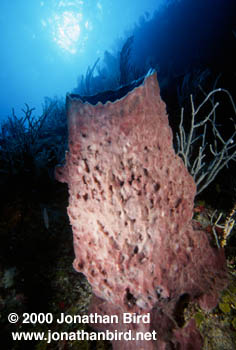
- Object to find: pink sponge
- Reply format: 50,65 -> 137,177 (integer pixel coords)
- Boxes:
56,71 -> 227,349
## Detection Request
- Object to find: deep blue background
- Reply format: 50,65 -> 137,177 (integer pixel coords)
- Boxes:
0,0 -> 235,120
0,0 -> 163,120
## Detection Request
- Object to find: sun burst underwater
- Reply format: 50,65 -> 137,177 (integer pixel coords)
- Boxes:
41,0 -> 93,55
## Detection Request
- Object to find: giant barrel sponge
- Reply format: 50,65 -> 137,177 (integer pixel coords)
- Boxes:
56,71 -> 227,349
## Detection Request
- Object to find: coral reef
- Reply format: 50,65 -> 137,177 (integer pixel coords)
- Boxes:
56,71 -> 228,349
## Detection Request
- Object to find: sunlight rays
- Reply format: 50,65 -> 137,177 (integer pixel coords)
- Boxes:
41,0 -> 90,55
52,11 -> 82,54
